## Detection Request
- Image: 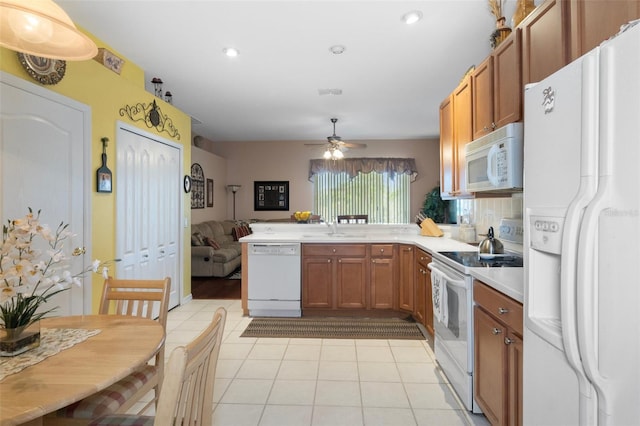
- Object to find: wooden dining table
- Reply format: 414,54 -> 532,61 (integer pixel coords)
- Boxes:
0,315 -> 165,426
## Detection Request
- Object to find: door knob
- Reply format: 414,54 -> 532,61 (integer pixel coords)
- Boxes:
492,328 -> 502,335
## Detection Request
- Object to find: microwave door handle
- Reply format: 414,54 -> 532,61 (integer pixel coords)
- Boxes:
427,263 -> 466,289
486,144 -> 500,186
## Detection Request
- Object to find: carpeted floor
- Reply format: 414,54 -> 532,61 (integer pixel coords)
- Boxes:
240,316 -> 426,340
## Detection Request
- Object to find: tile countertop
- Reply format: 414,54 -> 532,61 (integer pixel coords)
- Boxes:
241,223 -> 524,303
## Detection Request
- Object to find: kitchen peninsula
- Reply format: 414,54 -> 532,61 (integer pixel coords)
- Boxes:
239,223 -> 524,322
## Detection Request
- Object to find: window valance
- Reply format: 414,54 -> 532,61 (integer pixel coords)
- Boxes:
309,158 -> 418,182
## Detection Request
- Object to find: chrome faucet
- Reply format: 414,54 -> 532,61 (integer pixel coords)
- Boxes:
327,219 -> 339,234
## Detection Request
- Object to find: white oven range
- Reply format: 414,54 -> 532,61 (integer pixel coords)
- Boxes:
428,218 -> 523,414
428,256 -> 480,413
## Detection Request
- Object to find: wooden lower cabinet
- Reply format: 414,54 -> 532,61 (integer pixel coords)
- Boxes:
398,245 -> 414,311
474,280 -> 523,426
302,256 -> 333,308
415,249 -> 433,336
370,244 -> 395,310
336,257 -> 368,309
302,244 -> 368,310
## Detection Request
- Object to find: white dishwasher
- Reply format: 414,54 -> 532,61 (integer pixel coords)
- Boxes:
247,243 -> 301,317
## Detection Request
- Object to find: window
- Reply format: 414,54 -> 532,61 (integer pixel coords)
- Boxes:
309,158 -> 417,224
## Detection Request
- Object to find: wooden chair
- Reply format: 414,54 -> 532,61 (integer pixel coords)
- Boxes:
87,307 -> 227,426
46,277 -> 171,425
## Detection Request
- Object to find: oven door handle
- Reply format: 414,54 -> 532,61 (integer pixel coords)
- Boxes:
427,262 -> 467,289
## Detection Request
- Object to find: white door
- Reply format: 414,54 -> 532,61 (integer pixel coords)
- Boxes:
0,72 -> 91,315
116,124 -> 181,309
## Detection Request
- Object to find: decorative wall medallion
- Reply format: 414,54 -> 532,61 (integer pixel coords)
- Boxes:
119,100 -> 181,140
542,86 -> 555,114
17,53 -> 66,85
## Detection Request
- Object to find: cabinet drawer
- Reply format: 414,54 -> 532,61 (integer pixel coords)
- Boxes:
474,280 -> 523,335
371,244 -> 394,258
303,244 -> 367,257
415,249 -> 431,267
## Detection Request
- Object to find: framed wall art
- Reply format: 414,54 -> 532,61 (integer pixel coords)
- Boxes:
191,163 -> 204,209
206,178 -> 214,207
254,181 -> 289,211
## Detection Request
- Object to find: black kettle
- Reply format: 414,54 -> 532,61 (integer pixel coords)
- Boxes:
478,226 -> 504,255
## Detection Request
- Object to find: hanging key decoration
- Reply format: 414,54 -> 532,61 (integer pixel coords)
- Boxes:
97,137 -> 113,193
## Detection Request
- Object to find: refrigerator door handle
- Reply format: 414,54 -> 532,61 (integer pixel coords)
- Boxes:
577,182 -> 611,421
559,49 -> 600,425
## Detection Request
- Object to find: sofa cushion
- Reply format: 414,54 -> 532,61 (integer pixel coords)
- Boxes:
210,248 -> 238,262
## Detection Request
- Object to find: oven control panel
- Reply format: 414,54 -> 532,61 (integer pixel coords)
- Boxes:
499,218 -> 524,244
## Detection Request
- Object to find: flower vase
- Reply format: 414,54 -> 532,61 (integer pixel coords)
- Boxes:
490,17 -> 512,49
512,0 -> 536,28
0,321 -> 41,357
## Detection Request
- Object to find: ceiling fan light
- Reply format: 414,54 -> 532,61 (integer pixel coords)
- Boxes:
323,149 -> 333,159
223,47 -> 239,57
0,0 -> 98,60
402,10 -> 423,25
333,149 -> 344,159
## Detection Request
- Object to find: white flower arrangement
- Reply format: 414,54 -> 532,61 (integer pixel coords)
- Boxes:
0,209 -> 114,330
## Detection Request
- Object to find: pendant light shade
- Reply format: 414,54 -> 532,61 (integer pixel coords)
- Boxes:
0,0 -> 97,60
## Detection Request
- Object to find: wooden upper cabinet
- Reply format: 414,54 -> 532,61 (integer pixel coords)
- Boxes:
570,0 -> 640,60
472,56 -> 495,140
521,0 -> 570,84
493,29 -> 523,129
439,94 -> 455,199
453,75 -> 473,198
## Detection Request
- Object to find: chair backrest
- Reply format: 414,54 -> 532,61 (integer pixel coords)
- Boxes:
154,307 -> 227,426
99,277 -> 171,367
337,214 -> 368,224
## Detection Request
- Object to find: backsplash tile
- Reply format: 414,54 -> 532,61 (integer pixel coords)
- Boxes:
454,195 -> 523,242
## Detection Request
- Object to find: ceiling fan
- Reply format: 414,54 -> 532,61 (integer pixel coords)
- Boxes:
305,118 -> 367,159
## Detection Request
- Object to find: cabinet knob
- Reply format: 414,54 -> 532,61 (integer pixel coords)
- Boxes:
498,307 -> 509,315
332,248 -> 336,253
72,247 -> 86,256
380,248 -> 384,253
492,328 -> 502,335
338,259 -> 342,263
372,259 -> 375,263
505,337 -> 515,345
327,259 -> 331,263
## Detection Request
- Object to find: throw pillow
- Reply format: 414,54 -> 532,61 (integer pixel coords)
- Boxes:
191,232 -> 205,246
204,237 -> 221,250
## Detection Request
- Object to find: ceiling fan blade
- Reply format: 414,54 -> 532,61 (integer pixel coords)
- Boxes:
342,142 -> 367,149
304,143 -> 329,147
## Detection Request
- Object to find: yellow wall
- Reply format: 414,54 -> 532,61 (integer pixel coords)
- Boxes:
0,33 -> 192,311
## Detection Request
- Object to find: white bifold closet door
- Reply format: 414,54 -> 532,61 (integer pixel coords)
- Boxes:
116,124 -> 181,310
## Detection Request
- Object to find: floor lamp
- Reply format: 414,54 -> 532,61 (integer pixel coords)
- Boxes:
227,185 -> 241,220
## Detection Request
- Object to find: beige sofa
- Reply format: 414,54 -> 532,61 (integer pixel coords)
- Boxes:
191,220 -> 243,277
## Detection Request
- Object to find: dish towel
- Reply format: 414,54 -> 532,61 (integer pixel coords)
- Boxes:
430,266 -> 448,325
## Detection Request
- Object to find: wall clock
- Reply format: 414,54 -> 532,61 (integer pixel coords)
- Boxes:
183,175 -> 192,193
17,52 -> 66,85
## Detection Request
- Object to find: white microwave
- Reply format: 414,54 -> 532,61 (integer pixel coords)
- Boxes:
465,122 -> 524,192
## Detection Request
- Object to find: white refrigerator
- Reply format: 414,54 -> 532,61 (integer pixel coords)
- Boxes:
523,21 -> 640,425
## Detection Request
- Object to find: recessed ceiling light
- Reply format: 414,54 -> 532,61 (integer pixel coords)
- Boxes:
402,10 -> 423,25
223,47 -> 239,57
329,45 -> 346,55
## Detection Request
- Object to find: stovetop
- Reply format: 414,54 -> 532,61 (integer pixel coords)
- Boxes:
438,251 -> 523,268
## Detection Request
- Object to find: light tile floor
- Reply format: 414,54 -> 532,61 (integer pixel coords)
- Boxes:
157,299 -> 490,426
